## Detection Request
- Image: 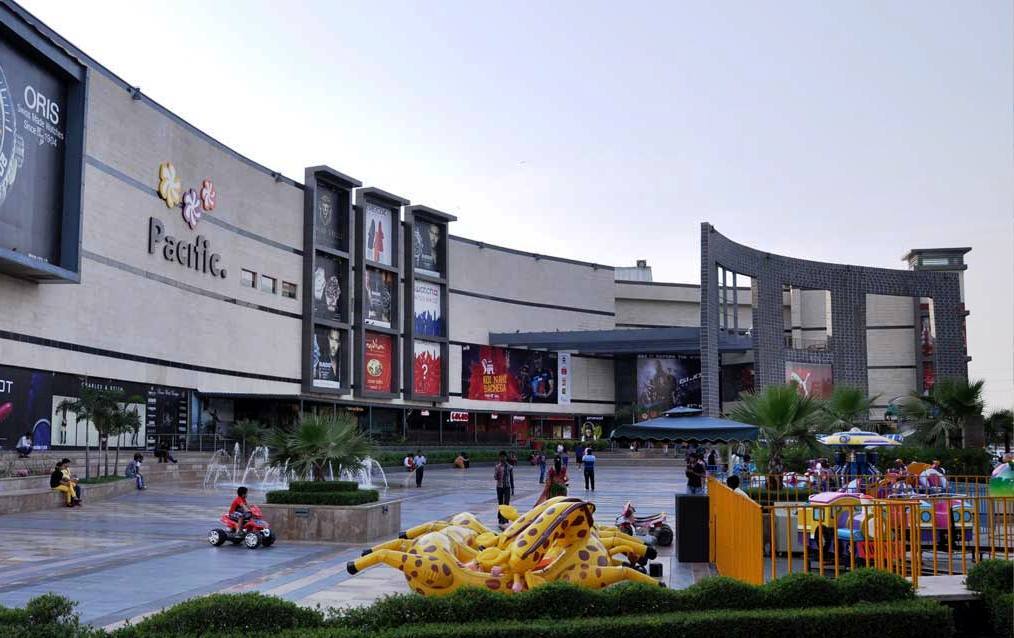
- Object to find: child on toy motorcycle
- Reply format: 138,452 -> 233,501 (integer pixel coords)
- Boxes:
228,486 -> 253,534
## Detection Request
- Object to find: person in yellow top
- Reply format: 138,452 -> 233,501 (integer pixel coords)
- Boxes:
49,459 -> 81,507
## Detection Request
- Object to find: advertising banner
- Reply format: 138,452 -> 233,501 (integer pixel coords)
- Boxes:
364,331 -> 394,393
364,268 -> 395,328
635,354 -> 701,421
558,352 -> 572,405
461,344 -> 558,403
312,254 -> 343,321
720,362 -> 755,403
313,185 -> 344,250
0,36 -> 70,265
412,219 -> 442,277
785,361 -> 833,399
413,280 -> 443,337
310,326 -> 342,388
413,340 -> 442,397
364,203 -> 393,266
0,366 -> 53,450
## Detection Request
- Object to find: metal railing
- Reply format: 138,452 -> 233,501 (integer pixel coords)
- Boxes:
742,473 -> 992,504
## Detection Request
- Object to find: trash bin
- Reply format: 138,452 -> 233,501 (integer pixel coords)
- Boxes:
676,494 -> 709,562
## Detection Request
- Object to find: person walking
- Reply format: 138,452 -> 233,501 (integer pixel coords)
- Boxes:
686,452 -> 707,495
536,456 -> 568,505
413,450 -> 427,487
494,451 -> 513,527
537,450 -> 547,484
582,447 -> 596,491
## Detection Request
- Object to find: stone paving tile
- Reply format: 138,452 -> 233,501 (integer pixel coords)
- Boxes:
0,460 -> 709,628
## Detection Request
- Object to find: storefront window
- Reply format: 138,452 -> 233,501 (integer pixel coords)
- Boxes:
473,413 -> 511,445
370,407 -> 402,443
406,409 -> 440,444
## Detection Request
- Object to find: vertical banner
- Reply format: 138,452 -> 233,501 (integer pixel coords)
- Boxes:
557,352 -> 572,405
413,340 -> 442,397
363,203 -> 393,266
310,326 -> 342,388
364,268 -> 395,328
413,280 -> 443,337
412,220 -> 442,277
364,331 -> 394,393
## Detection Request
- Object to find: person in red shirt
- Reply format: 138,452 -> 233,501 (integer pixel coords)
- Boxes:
228,486 -> 251,534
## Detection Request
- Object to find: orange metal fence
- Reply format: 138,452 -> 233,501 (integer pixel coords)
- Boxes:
743,473 -> 991,505
708,476 -> 764,584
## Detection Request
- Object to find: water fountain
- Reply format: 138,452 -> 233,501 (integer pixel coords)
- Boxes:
202,445 -> 387,490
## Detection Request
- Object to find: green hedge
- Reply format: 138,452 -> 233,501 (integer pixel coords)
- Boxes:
161,601 -> 951,638
265,489 -> 379,506
332,575 -> 913,631
374,450 -> 505,467
0,593 -> 96,637
285,480 -> 358,493
965,559 -> 1014,637
113,593 -> 323,637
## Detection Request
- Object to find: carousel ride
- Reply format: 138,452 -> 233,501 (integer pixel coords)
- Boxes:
346,496 -> 664,595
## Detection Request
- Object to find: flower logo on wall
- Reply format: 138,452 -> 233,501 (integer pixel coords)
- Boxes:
200,179 -> 216,211
157,162 -> 182,208
181,188 -> 202,229
156,163 -> 218,230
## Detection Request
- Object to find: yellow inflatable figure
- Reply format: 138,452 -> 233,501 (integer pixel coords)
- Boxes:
347,497 -> 661,595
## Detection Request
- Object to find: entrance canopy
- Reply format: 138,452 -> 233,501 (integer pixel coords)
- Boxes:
610,408 -> 758,443
489,327 -> 751,355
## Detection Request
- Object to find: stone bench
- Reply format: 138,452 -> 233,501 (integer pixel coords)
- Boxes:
0,478 -> 138,515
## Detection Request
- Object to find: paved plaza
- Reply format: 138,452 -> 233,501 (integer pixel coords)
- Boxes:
0,461 -> 709,629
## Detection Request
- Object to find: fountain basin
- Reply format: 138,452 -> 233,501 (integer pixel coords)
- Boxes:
260,500 -> 400,543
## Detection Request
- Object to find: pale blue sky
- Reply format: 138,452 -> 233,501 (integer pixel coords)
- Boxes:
22,0 -> 1013,409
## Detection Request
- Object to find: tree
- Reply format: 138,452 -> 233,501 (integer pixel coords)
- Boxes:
986,409 -> 1013,453
271,412 -> 374,481
729,384 -> 822,473
230,419 -> 267,460
899,378 -> 986,449
815,386 -> 881,434
55,387 -> 107,480
109,402 -> 143,476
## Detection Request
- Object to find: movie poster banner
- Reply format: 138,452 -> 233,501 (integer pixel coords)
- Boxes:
413,280 -> 443,337
364,331 -> 394,393
413,340 -> 442,397
313,185 -> 344,250
312,254 -> 344,321
461,344 -> 558,403
364,203 -> 393,266
364,268 -> 395,328
635,354 -> 701,421
785,361 -> 833,399
310,326 -> 342,388
412,220 -> 442,277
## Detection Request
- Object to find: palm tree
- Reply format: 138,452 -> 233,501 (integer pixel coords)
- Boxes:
815,386 -> 881,434
271,412 -> 374,481
985,409 -> 1013,453
56,386 -> 109,480
109,401 -> 143,476
729,384 -> 822,474
899,378 -> 986,449
230,419 -> 267,459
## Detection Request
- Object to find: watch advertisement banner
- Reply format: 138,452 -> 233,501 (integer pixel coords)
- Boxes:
312,254 -> 343,321
310,325 -> 342,388
413,280 -> 443,337
313,184 -> 344,250
413,340 -> 442,397
364,268 -> 395,328
461,344 -> 558,403
557,352 -> 572,405
0,365 -> 188,449
412,219 -> 442,277
785,361 -> 833,399
0,36 -> 70,265
364,203 -> 393,266
635,354 -> 701,421
364,332 -> 394,393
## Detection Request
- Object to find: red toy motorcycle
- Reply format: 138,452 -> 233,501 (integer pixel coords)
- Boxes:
616,501 -> 674,547
208,504 -> 275,549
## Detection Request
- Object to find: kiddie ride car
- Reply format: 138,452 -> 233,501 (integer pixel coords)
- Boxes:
616,501 -> 674,546
208,505 -> 275,549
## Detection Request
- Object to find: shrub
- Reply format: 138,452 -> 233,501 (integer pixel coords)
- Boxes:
835,568 -> 914,604
0,605 -> 27,626
266,489 -> 379,506
115,592 -> 323,636
24,593 -> 78,626
682,576 -> 768,610
965,559 -> 1013,595
0,594 -> 92,638
763,572 -> 837,608
989,592 -> 1013,638
286,480 -> 358,493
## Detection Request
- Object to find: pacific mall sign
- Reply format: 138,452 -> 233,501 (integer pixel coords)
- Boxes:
147,161 -> 227,279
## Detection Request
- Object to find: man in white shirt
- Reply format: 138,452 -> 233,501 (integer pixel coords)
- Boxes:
413,450 -> 427,488
726,474 -> 750,498
15,432 -> 33,458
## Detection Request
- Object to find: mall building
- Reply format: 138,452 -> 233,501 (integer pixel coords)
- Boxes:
0,2 -> 971,450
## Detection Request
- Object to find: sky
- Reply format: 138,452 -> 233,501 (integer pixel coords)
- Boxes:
19,0 -> 1013,410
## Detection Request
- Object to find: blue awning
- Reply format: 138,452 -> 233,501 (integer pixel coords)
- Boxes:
610,411 -> 758,443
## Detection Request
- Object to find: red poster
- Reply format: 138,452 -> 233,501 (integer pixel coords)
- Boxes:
464,345 -> 523,401
413,341 -> 442,396
785,362 -> 833,399
364,332 -> 393,393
